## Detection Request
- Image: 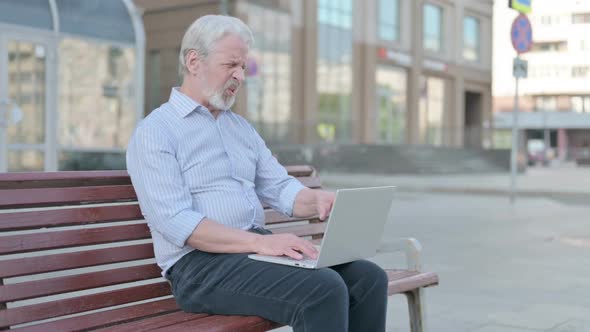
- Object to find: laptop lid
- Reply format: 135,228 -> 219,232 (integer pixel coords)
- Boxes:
315,186 -> 396,268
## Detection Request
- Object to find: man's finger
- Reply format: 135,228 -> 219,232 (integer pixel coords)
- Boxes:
285,248 -> 303,260
298,241 -> 318,259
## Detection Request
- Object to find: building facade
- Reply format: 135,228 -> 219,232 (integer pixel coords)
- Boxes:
493,0 -> 590,162
135,0 -> 493,148
0,0 -> 145,172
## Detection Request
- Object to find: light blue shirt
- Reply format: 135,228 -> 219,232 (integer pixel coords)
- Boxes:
126,88 -> 305,276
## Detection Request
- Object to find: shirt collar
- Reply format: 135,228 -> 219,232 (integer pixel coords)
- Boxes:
168,87 -> 210,118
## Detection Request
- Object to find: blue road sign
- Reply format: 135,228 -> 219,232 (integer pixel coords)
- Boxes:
511,14 -> 533,54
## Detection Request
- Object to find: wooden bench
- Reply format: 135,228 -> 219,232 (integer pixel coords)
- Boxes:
0,165 -> 438,332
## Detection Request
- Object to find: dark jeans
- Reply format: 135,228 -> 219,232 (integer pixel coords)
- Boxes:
166,228 -> 389,332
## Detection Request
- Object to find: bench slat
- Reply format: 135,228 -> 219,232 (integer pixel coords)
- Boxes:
0,165 -> 311,190
286,165 -> 314,177
10,298 -> 180,332
297,176 -> 321,189
155,314 -> 282,332
0,281 -> 172,327
96,311 -> 209,332
0,243 -> 154,278
386,270 -> 439,295
0,264 -> 162,302
0,205 -> 143,231
271,222 -> 326,237
0,224 -> 151,255
264,210 -> 319,225
0,171 -> 130,189
0,185 -> 137,209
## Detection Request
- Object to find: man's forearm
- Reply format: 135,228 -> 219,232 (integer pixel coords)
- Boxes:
292,188 -> 317,217
186,218 -> 261,253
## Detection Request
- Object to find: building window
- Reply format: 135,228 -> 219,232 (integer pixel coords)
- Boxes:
245,3 -> 292,144
531,41 -> 567,52
571,96 -> 590,113
463,16 -> 480,61
317,0 -> 353,143
378,0 -> 400,42
148,50 -> 161,113
572,66 -> 590,78
419,76 -> 445,146
534,96 -> 557,112
376,66 -> 407,144
572,13 -> 590,24
58,38 -> 136,150
423,3 -> 443,53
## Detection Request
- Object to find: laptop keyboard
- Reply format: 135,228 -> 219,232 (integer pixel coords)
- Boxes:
284,256 -> 317,266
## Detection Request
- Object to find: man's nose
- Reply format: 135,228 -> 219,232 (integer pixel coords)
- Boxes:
233,68 -> 245,82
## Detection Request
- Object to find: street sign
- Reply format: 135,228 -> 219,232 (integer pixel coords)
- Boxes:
513,57 -> 528,78
511,14 -> 533,54
508,0 -> 532,14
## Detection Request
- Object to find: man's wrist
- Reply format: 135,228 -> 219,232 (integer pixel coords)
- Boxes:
247,232 -> 263,253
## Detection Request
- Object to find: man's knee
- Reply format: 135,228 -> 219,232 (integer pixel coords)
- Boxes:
348,260 -> 389,295
308,268 -> 349,301
364,261 -> 389,290
291,268 -> 349,328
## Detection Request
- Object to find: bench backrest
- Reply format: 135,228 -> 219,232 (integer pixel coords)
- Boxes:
0,165 -> 324,330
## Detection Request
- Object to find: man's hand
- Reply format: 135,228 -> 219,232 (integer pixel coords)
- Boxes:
315,190 -> 335,220
293,188 -> 336,220
254,233 -> 319,260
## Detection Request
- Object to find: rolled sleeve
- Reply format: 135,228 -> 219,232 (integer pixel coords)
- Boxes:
126,122 -> 205,248
159,209 -> 205,247
279,180 -> 306,217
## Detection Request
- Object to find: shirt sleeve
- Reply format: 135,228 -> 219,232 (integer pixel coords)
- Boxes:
126,122 -> 205,247
251,126 -> 306,217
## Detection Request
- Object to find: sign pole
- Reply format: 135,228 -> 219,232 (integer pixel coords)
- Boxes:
509,10 -> 532,204
510,59 -> 520,204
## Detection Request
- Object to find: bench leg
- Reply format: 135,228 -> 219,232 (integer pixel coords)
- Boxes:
405,288 -> 426,332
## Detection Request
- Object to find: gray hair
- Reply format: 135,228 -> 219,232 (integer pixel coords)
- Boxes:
178,15 -> 254,77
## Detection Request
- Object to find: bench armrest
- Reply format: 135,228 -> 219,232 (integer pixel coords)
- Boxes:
378,237 -> 423,272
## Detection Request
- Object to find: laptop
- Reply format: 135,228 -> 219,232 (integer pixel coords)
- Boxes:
248,186 -> 396,269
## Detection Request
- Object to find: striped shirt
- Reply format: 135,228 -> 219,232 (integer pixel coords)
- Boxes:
126,88 -> 305,276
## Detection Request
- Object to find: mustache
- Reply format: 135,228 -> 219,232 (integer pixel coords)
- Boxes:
224,79 -> 240,90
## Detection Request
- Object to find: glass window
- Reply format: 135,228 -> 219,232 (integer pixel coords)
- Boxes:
534,96 -> 557,112
378,0 -> 400,42
572,66 -> 590,78
148,50 -> 161,113
8,150 -> 44,172
55,0 -> 135,43
572,13 -> 590,24
376,66 -> 407,144
531,41 -> 567,52
571,96 -> 590,113
423,3 -> 443,53
0,0 -> 53,31
317,0 -> 354,143
463,16 -> 480,61
58,38 -> 136,149
419,76 -> 445,146
245,3 -> 292,145
7,41 -> 46,145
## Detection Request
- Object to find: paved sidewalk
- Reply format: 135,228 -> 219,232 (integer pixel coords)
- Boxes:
320,164 -> 590,205
273,164 -> 590,332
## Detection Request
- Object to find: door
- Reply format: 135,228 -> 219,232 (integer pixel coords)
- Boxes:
464,91 -> 483,148
0,32 -> 56,172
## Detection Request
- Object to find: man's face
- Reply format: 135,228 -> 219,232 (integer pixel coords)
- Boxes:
198,34 -> 248,111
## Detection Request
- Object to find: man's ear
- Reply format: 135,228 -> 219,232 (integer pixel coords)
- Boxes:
185,49 -> 201,76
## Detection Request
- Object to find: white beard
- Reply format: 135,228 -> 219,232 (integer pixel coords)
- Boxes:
205,79 -> 239,111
